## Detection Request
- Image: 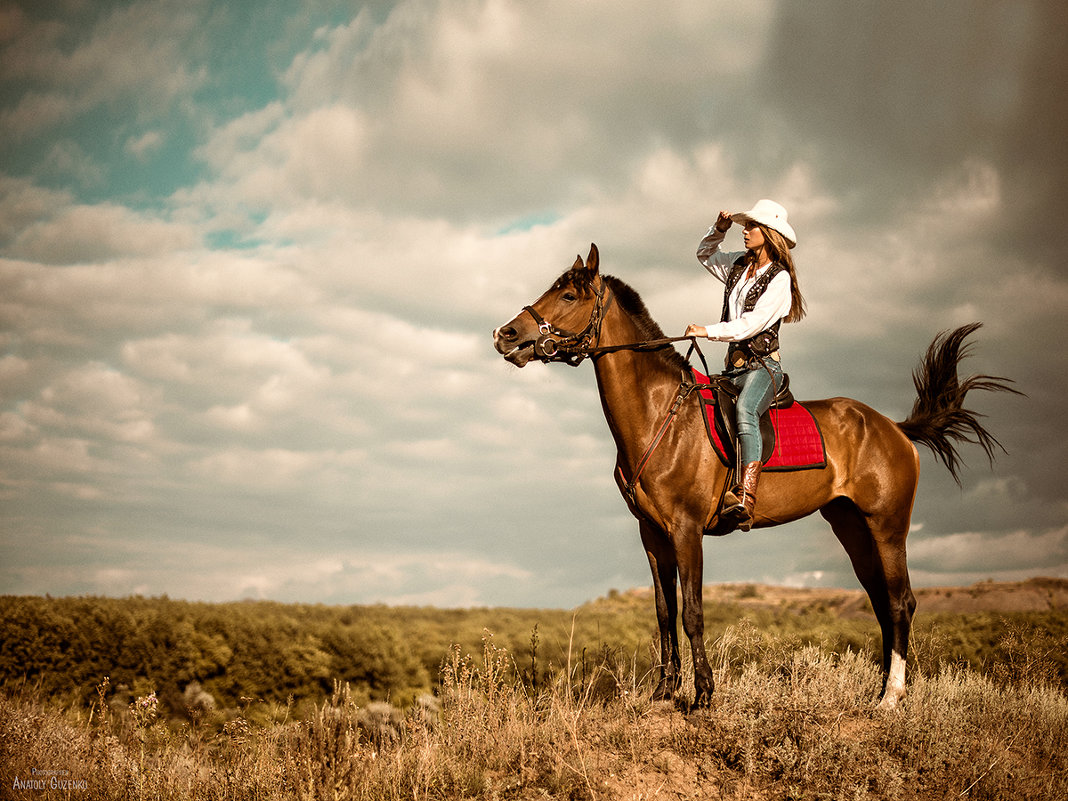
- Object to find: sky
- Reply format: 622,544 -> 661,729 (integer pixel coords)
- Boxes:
1,0 -> 1066,609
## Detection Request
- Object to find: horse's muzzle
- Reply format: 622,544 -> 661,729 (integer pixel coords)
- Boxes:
492,324 -> 536,367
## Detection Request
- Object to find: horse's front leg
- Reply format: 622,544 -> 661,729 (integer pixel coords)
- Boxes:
640,520 -> 681,701
674,523 -> 714,707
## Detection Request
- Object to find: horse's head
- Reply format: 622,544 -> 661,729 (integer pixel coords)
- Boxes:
493,244 -> 607,367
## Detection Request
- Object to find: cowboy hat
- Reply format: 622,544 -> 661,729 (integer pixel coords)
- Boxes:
731,199 -> 796,248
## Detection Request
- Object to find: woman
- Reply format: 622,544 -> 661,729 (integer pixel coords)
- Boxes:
684,199 -> 806,531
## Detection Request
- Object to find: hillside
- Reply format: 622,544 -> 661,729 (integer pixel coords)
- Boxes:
711,576 -> 1063,615
589,576 -> 1068,617
1,577 -> 1064,717
911,576 -> 1068,613
2,578 -> 1067,800
3,579 -> 1067,801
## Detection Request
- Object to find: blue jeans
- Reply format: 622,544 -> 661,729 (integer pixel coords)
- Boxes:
728,359 -> 783,466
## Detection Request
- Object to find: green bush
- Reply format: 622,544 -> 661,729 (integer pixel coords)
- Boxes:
1,592 -> 1065,722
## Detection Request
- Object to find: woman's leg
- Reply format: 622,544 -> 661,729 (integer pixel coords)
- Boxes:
732,363 -> 781,465
722,362 -> 782,530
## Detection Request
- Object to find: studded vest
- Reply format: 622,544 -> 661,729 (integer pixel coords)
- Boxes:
720,258 -> 786,371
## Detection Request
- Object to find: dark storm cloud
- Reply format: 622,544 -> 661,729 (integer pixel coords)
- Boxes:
764,1 -> 1068,256
728,1 -> 1068,548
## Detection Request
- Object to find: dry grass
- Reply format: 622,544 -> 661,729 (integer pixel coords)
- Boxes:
2,626 -> 1067,801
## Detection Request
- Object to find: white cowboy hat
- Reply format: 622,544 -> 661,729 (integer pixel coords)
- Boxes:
731,199 -> 797,248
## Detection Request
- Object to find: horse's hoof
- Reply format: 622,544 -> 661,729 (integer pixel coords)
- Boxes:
691,679 -> 715,711
651,678 -> 680,703
875,694 -> 902,711
686,695 -> 714,715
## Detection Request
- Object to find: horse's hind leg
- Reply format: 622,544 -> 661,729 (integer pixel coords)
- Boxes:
640,520 -> 682,701
820,498 -> 916,709
821,500 -> 892,678
869,520 -> 916,709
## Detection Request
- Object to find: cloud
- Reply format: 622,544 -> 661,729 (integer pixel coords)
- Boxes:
9,204 -> 198,265
125,130 -> 164,161
194,104 -> 371,210
188,0 -> 779,225
908,526 -> 1068,583
31,362 -> 158,441
0,0 -> 1065,609
0,180 -> 73,246
0,522 -> 538,606
40,140 -> 105,189
765,1 -> 1068,262
0,0 -> 208,139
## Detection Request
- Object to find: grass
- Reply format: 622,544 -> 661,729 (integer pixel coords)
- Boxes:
2,623 -> 1067,800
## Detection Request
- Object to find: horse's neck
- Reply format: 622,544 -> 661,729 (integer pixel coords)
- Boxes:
592,309 -> 683,462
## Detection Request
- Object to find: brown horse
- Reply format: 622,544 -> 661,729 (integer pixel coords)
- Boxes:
492,244 -> 1017,709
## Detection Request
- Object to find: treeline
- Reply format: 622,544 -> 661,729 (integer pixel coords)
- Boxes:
0,594 -> 655,717
2,590 -> 1065,720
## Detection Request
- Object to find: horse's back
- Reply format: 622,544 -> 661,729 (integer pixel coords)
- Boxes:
801,396 -> 920,514
803,396 -> 917,454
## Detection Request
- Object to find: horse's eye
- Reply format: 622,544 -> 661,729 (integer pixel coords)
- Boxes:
562,292 -> 577,302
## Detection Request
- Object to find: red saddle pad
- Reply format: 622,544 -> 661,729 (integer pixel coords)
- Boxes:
692,369 -> 826,471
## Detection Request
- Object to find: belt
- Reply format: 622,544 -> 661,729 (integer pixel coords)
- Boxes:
727,349 -> 780,370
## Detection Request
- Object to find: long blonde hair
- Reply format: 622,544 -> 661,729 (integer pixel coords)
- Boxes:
745,225 -> 806,323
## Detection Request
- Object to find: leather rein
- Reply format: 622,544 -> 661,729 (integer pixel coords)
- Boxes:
522,279 -> 722,505
522,278 -> 709,371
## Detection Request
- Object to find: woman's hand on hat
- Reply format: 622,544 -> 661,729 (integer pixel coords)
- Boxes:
714,210 -> 733,233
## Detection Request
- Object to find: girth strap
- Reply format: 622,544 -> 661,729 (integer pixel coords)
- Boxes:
618,375 -> 700,504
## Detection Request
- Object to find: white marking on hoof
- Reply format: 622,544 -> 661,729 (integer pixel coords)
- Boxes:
878,650 -> 907,709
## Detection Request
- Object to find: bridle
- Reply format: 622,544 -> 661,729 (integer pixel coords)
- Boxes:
519,275 -> 725,509
521,276 -> 614,367
521,276 -> 708,371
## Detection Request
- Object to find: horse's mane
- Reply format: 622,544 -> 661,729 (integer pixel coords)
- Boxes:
554,267 -> 688,372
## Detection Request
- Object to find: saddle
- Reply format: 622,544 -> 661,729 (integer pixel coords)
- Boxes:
692,369 -> 826,471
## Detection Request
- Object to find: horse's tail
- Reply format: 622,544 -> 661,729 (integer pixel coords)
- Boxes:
897,322 -> 1022,485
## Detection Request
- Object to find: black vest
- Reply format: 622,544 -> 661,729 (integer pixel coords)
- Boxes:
720,259 -> 785,370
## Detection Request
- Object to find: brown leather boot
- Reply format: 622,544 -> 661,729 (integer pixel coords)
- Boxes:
735,461 -> 762,531
721,461 -> 763,532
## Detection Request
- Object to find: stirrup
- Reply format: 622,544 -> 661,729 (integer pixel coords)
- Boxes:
724,501 -> 753,525
721,488 -> 743,510
719,488 -> 749,529
735,508 -> 755,532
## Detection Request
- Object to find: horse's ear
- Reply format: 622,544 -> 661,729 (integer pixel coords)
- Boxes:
585,243 -> 599,275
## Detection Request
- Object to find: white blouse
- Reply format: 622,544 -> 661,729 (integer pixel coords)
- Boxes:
696,226 -> 792,342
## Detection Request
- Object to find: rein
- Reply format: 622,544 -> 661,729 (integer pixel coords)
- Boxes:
618,376 -> 700,505
525,280 -> 726,504
524,280 -> 711,374
617,366 -> 738,523
590,336 -> 711,379
586,335 -> 697,355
